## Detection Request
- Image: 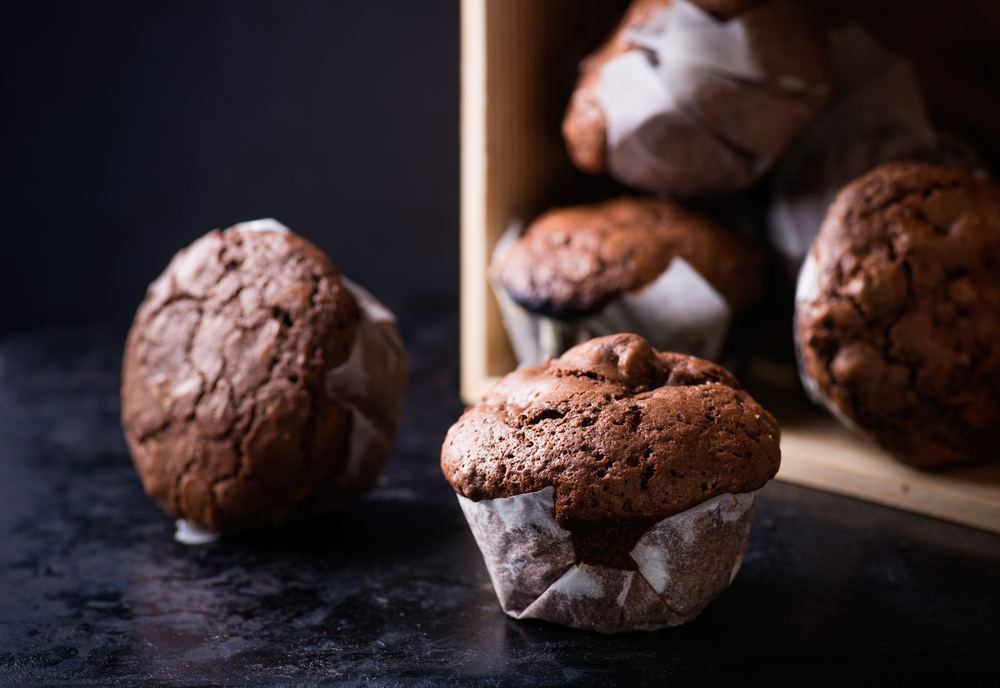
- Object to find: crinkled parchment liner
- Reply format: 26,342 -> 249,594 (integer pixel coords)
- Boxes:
489,222 -> 732,369
767,26 -> 988,277
766,26 -> 938,275
458,486 -> 757,633
597,0 -> 830,197
175,220 -> 411,544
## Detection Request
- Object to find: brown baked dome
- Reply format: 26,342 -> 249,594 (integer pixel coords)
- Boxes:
121,225 -> 360,532
796,161 -> 1000,469
441,334 -> 781,522
496,196 -> 762,317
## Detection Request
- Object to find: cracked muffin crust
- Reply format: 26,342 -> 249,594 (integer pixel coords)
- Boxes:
495,196 -> 762,318
796,161 -> 1000,469
441,333 -> 781,525
121,225 -> 361,533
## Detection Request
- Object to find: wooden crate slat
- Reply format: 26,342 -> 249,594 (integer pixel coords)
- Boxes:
778,414 -> 1000,533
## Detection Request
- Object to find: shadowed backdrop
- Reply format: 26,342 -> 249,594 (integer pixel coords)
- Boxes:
1,1 -> 459,336
3,0 -> 1000,339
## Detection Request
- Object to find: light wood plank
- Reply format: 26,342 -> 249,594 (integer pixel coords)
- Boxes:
459,0 -> 490,404
777,412 -> 1000,533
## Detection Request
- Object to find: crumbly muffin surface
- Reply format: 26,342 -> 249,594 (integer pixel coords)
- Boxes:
441,334 -> 781,522
797,161 -> 1000,468
496,196 -> 762,317
121,228 -> 360,531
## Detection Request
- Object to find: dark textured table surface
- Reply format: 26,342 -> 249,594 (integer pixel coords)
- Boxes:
1,313 -> 998,687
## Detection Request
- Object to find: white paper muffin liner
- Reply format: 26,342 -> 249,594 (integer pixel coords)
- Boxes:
174,220 -> 410,544
595,0 -> 829,196
458,486 -> 757,633
490,223 -> 732,368
767,26 -> 986,277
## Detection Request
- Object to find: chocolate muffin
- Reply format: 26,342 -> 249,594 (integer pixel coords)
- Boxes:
499,196 -> 761,317
563,0 -> 765,175
441,334 -> 781,633
562,0 -> 830,197
493,196 -> 762,366
122,220 -> 409,536
796,162 -> 1000,469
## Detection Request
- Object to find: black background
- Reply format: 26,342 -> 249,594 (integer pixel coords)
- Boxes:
2,1 -> 459,336
6,1 -> 1000,339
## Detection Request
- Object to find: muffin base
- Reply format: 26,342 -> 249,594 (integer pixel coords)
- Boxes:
458,486 -> 757,633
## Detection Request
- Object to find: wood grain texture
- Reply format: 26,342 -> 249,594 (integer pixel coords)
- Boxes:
777,408 -> 1000,534
460,0 -> 630,402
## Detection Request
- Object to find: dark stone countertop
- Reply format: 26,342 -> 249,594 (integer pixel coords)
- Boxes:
1,313 -> 998,687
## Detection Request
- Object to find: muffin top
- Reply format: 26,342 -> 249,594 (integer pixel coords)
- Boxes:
496,196 -> 762,318
121,222 -> 360,531
796,161 -> 1000,468
441,334 -> 781,522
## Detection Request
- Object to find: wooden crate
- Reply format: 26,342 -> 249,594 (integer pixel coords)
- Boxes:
459,0 -> 1000,533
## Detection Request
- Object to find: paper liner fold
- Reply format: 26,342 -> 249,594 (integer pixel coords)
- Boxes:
596,0 -> 830,196
767,25 -> 939,275
459,487 -> 757,633
325,277 -> 411,504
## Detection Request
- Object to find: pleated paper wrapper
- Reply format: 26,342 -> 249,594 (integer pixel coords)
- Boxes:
596,0 -> 830,197
458,486 -> 757,633
767,26 -> 936,276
